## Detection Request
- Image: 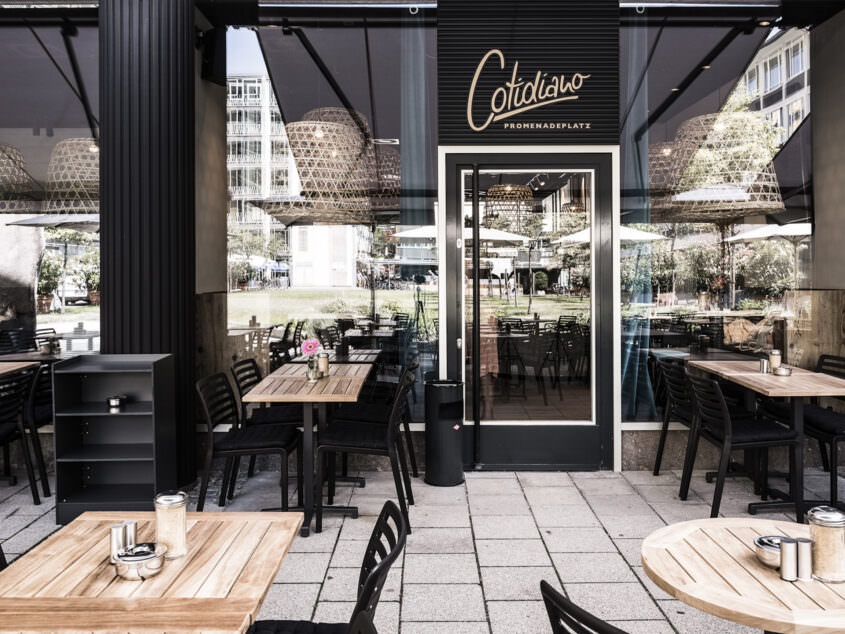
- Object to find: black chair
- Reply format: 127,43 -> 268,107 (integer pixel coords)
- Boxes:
25,363 -> 52,498
653,359 -> 696,476
333,360 -> 420,479
762,354 -> 845,507
249,500 -> 406,634
228,358 -> 303,495
540,580 -> 628,634
0,542 -> 7,571
315,370 -> 416,533
683,370 -> 799,517
292,321 -> 305,356
195,373 -> 303,511
0,366 -> 41,504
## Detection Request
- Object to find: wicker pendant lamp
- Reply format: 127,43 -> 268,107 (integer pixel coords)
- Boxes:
0,145 -> 39,213
43,137 -> 100,214
484,184 -> 534,233
372,144 -> 400,212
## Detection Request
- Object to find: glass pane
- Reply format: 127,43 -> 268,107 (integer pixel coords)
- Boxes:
464,169 -> 593,423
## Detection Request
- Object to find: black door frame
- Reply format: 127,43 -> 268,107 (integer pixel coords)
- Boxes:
441,149 -> 617,470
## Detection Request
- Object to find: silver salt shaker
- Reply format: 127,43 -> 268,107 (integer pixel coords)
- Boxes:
759,358 -> 770,374
796,538 -> 813,582
780,537 -> 798,581
124,520 -> 137,550
110,524 -> 126,564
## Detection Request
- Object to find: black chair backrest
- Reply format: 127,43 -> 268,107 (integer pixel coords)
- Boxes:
34,328 -> 57,345
541,580 -> 628,634
348,611 -> 378,634
816,355 -> 845,401
656,359 -> 694,415
350,500 -> 408,627
280,321 -> 293,343
686,370 -> 731,438
0,366 -> 37,424
196,373 -> 240,444
293,321 -> 304,344
231,358 -> 262,398
385,366 -> 417,442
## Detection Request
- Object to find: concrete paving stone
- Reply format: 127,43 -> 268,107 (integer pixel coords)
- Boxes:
599,514 -> 666,539
320,566 -> 402,602
531,504 -> 599,528
471,515 -> 540,540
401,584 -> 486,621
570,471 -> 623,480
330,538 -> 398,568
348,493 -> 403,516
0,513 -> 38,539
466,478 -> 523,495
633,565 -> 672,600
405,554 -> 480,584
658,599 -> 758,633
314,601 -> 399,632
613,538 -> 644,566
468,494 -> 531,516
540,527 -> 616,553
517,472 -> 573,487
480,566 -> 561,600
409,504 -> 471,528
476,539 -> 551,567
463,471 -> 516,479
257,583 -> 320,621
339,515 -> 379,540
0,515 -> 59,554
0,493 -> 55,516
650,502 -> 712,524
401,623 -> 490,634
486,601 -> 551,634
523,487 -> 585,507
573,478 -> 636,495
274,551 -> 332,583
584,494 -> 654,518
607,621 -> 674,633
634,484 -> 687,503
622,470 -> 679,486
552,553 -> 637,583
289,525 -> 340,553
411,485 -> 468,506
564,583 -> 663,621
406,528 -> 475,553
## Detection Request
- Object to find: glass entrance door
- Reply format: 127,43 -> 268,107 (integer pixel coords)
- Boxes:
462,168 -> 595,424
444,151 -> 614,470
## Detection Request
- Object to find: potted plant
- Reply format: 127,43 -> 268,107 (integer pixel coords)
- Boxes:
36,250 -> 62,313
73,248 -> 101,305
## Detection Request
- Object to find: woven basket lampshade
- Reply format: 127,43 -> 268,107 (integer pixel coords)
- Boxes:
484,184 -> 534,232
0,145 -> 38,213
302,107 -> 377,192
372,144 -> 400,211
43,137 -> 99,214
648,141 -> 678,197
650,112 -> 783,223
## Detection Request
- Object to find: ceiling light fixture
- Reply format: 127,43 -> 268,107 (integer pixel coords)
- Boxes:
701,65 -> 711,70
88,143 -> 99,154
759,21 -> 771,26
671,87 -> 680,92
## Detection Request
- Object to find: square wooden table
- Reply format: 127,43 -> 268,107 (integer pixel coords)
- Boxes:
689,359 -> 845,522
0,511 -> 302,632
290,349 -> 382,364
244,363 -> 374,536
0,361 -> 40,377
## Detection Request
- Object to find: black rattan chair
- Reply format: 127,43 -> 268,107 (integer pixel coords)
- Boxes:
249,500 -> 406,634
25,363 -> 52,498
195,373 -> 302,511
0,366 -> 41,504
0,542 -> 7,571
315,371 -> 416,533
683,370 -> 799,517
541,580 -> 628,634
653,359 -> 696,476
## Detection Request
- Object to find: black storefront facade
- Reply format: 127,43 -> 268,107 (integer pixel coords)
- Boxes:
1,0 -> 842,483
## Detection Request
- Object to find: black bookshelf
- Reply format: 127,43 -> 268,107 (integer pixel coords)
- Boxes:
52,354 -> 176,524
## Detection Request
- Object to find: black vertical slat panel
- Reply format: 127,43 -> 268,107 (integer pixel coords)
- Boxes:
100,0 -> 196,484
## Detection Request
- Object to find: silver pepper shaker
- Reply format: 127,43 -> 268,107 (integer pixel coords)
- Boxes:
124,520 -> 137,550
796,538 -> 813,582
110,524 -> 126,564
780,537 -> 798,581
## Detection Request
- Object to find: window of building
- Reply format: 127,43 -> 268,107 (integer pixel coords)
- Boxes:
764,53 -> 782,92
787,97 -> 805,136
271,168 -> 288,191
787,40 -> 804,79
271,139 -> 288,156
746,67 -> 759,96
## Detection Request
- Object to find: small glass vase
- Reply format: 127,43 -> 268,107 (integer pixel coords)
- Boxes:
306,357 -> 320,382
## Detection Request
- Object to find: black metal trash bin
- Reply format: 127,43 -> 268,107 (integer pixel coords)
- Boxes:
424,380 -> 464,486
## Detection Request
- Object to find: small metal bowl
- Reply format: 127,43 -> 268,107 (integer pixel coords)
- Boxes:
754,535 -> 783,568
773,366 -> 793,377
114,542 -> 167,580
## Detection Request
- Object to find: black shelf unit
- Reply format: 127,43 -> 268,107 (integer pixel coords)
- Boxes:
52,354 -> 176,524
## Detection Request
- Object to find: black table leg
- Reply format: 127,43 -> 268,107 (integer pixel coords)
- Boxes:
300,403 -> 314,536
313,402 -> 359,532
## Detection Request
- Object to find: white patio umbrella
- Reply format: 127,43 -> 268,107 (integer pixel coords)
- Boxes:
553,226 -> 666,245
726,222 -> 811,288
394,225 -> 528,245
7,214 -> 100,233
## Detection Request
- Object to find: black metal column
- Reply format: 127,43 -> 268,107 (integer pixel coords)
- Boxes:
99,0 -> 196,484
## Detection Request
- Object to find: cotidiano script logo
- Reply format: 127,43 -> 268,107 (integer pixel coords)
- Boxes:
467,49 -> 591,132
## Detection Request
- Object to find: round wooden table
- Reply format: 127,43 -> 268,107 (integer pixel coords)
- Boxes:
642,518 -> 845,633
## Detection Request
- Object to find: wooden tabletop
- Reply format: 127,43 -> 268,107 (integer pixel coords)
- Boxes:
642,518 -> 845,634
344,329 -> 396,338
649,349 -> 753,363
689,360 -> 845,398
0,361 -> 39,377
0,511 -> 303,633
0,351 -> 85,364
291,349 -> 381,364
244,363 -> 373,404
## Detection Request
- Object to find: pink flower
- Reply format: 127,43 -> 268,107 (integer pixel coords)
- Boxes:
302,338 -> 320,355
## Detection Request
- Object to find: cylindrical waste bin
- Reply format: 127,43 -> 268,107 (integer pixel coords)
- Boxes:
424,380 -> 464,486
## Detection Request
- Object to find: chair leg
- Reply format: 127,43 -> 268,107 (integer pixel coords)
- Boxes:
247,455 -> 258,478
227,456 -> 241,501
197,453 -> 213,512
818,438 -> 831,473
26,419 -> 50,498
218,457 -> 234,507
679,420 -> 701,501
402,415 -> 419,478
327,452 -> 336,506
1,442 -> 16,486
315,449 -> 325,533
653,406 -> 671,476
296,444 -> 304,507
280,452 -> 289,512
0,543 -> 7,572
389,449 -> 411,535
341,452 -> 349,478
760,448 -> 769,501
396,438 -> 414,506
711,442 -> 732,518
17,430 -> 40,505
830,440 -> 839,507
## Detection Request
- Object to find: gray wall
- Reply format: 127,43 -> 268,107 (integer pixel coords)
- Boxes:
811,9 -> 845,289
